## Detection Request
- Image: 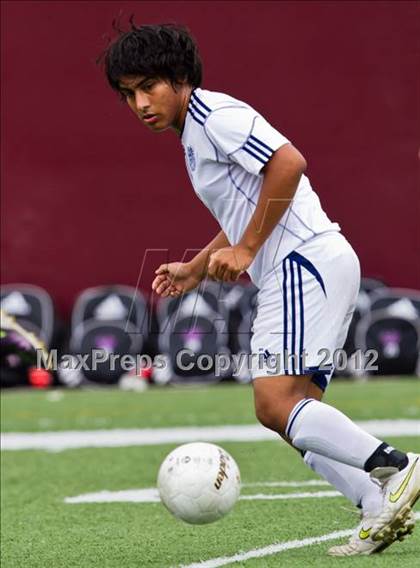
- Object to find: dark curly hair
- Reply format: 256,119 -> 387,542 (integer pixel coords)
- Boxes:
101,19 -> 202,95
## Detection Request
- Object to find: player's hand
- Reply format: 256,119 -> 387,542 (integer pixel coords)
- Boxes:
152,262 -> 202,298
208,245 -> 254,282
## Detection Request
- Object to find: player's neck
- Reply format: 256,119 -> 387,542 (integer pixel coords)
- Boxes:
172,86 -> 193,137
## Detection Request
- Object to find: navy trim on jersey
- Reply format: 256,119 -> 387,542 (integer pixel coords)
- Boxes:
243,146 -> 267,164
245,140 -> 271,160
188,107 -> 205,126
249,135 -> 274,153
290,209 -> 317,237
190,99 -> 207,120
227,166 -> 256,205
191,91 -> 212,113
242,134 -> 274,165
187,90 -> 211,128
246,140 -> 271,159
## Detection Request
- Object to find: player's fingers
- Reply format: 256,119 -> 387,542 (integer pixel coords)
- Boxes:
168,285 -> 182,297
208,264 -> 219,280
215,264 -> 227,282
152,274 -> 168,290
153,274 -> 169,286
222,270 -> 234,282
220,267 -> 231,282
207,260 -> 217,280
161,286 -> 173,298
226,269 -> 239,282
152,277 -> 170,295
155,264 -> 169,275
210,257 -> 227,280
156,280 -> 172,295
208,258 -> 222,281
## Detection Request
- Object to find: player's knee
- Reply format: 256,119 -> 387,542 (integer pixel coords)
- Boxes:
255,403 -> 277,432
254,399 -> 289,434
253,375 -> 311,434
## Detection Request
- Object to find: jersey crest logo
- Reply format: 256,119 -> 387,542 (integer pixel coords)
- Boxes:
187,146 -> 196,171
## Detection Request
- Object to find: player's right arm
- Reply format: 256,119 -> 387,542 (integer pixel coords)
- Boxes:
152,230 -> 231,297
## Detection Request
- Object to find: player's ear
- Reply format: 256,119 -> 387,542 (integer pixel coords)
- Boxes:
171,77 -> 189,92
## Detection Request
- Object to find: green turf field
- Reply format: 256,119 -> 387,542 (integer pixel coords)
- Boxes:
1,378 -> 420,567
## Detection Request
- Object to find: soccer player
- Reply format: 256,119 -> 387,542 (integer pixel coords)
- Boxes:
102,22 -> 419,555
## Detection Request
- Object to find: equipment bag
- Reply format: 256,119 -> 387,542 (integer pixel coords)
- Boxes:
62,285 -> 149,386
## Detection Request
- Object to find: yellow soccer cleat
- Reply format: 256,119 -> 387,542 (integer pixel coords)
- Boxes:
328,510 -> 415,556
370,453 -> 420,542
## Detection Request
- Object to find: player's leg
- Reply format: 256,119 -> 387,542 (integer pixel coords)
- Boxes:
300,296 -> 389,519
298,302 -> 381,514
251,232 -> 419,550
303,382 -> 415,555
253,374 -> 419,549
253,374 -> 406,472
253,374 -> 415,555
272,377 -> 384,515
252,373 -> 312,433
302,292 -> 420,547
270,296 -> 386,518
304,381 -> 384,516
283,382 -> 418,531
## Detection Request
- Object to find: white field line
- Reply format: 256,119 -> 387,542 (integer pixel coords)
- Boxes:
240,491 -> 340,501
64,487 -> 340,505
2,419 -> 419,451
178,512 -> 420,568
66,488 -> 161,504
243,480 -> 328,487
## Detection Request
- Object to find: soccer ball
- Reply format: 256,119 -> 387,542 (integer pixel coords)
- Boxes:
157,442 -> 241,524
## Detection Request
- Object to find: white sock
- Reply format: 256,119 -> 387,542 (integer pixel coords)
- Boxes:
286,398 -> 382,469
304,451 -> 383,515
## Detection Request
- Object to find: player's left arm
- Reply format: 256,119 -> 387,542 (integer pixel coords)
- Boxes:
208,144 -> 306,281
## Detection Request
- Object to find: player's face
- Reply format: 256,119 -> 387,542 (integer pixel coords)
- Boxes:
118,76 -> 191,133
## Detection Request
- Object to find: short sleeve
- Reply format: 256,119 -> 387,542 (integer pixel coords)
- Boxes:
204,106 -> 290,175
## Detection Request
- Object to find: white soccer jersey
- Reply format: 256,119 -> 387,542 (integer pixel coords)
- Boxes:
181,88 -> 340,288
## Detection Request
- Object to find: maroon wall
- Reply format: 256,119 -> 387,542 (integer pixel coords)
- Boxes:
1,1 -> 419,315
